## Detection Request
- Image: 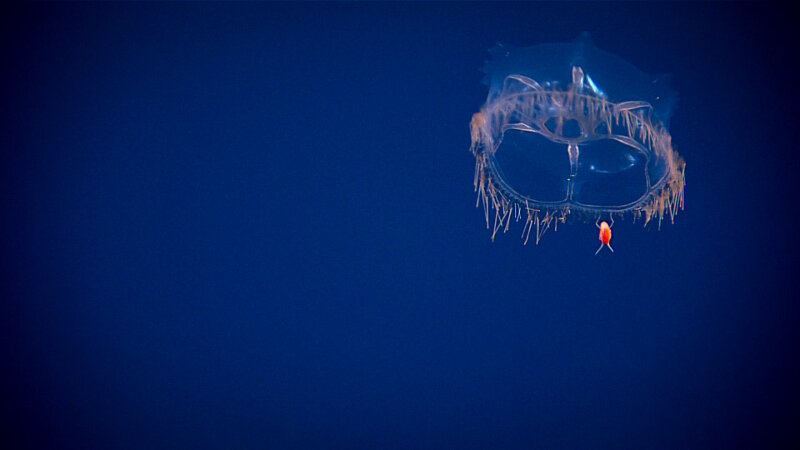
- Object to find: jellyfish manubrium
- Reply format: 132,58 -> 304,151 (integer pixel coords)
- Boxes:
470,35 -> 685,245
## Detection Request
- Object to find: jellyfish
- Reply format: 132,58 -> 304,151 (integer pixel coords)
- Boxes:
470,34 -> 685,246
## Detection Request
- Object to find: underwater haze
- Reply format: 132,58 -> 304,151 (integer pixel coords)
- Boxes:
2,2 -> 798,449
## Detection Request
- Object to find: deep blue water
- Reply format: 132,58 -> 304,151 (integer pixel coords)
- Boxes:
2,3 -> 798,449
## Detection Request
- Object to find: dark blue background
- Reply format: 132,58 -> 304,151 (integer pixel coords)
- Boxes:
2,2 -> 798,449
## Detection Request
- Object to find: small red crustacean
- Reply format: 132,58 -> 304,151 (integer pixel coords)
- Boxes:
595,218 -> 614,255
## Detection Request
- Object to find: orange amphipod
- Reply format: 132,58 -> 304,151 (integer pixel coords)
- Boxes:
595,219 -> 614,255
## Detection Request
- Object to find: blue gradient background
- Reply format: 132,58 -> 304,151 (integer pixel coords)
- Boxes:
2,2 -> 797,449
